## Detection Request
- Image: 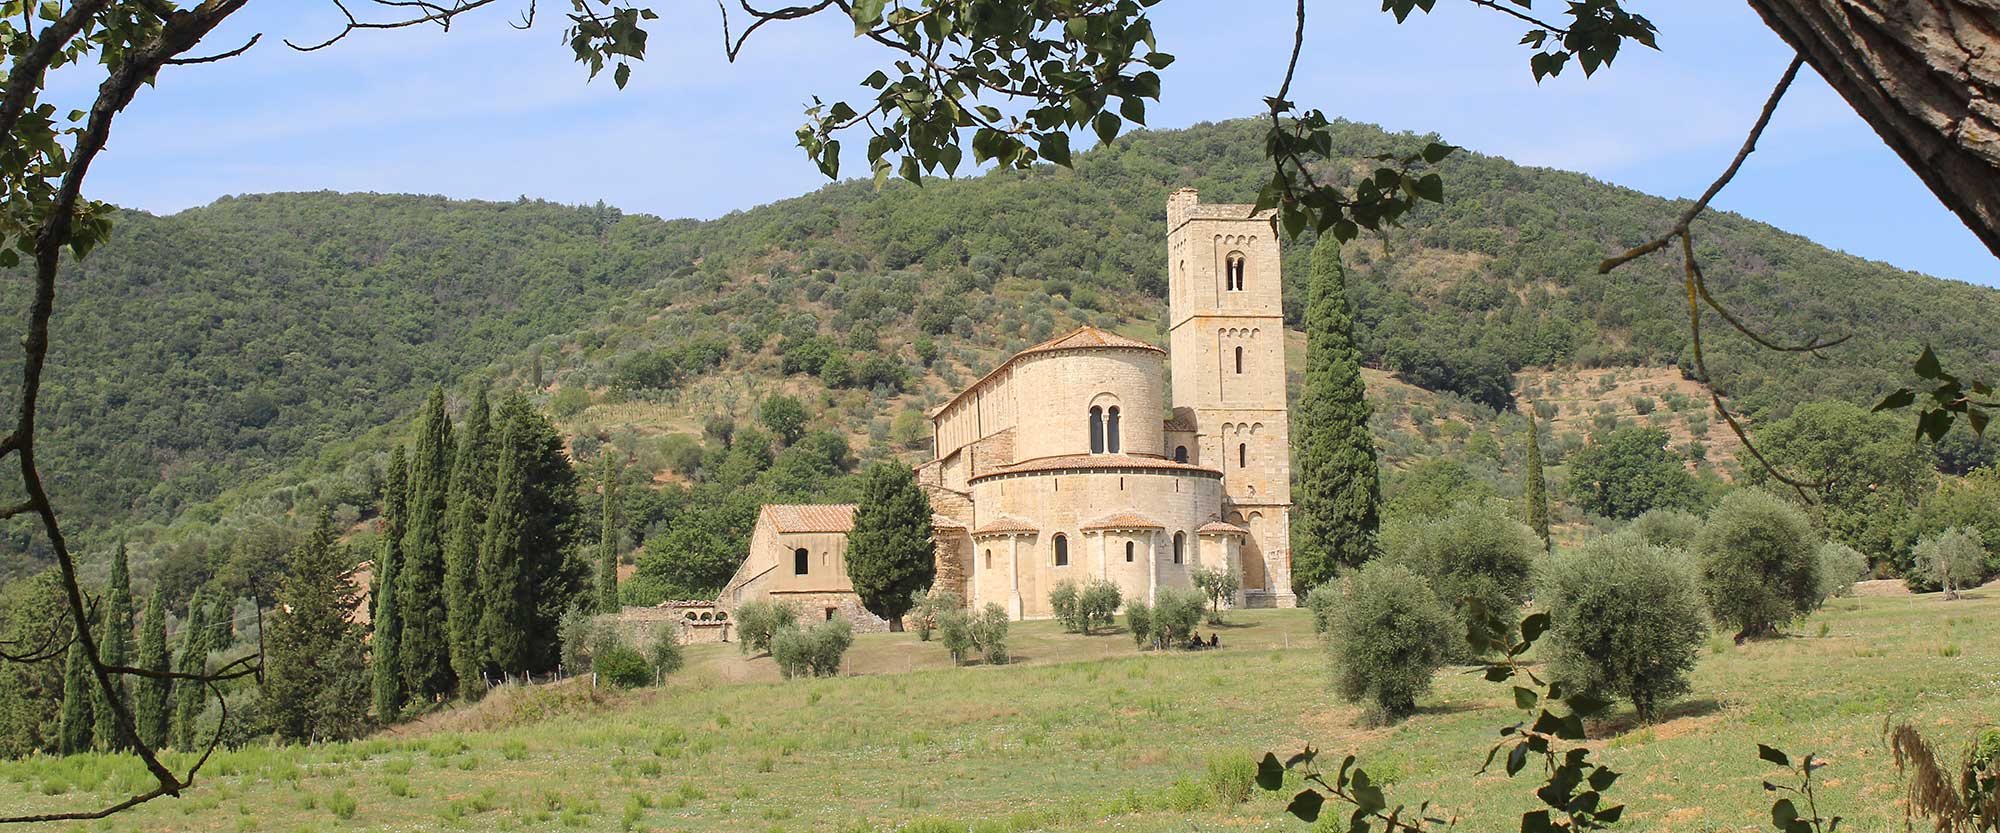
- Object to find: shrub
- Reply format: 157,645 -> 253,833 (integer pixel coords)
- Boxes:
1125,600 -> 1154,649
910,588 -> 961,642
1814,542 -> 1869,603
1328,563 -> 1455,723
648,625 -> 685,676
558,606 -> 618,674
1189,566 -> 1241,625
1076,579 -> 1123,634
936,607 -> 974,664
1912,527 -> 1987,600
1304,583 -> 1340,635
1381,501 -> 1540,651
594,645 -> 653,688
1202,753 -> 1257,806
1697,489 -> 1821,639
1628,508 -> 1704,551
1048,581 -> 1083,633
971,603 -> 1010,665
1540,535 -> 1709,723
1151,588 -> 1204,648
771,618 -> 852,679
734,600 -> 798,656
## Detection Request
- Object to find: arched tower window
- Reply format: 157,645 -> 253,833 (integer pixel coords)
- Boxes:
1089,406 -> 1104,454
1174,445 -> 1188,463
1124,541 -> 1135,563
1225,251 -> 1245,291
1106,406 -> 1121,454
1234,345 -> 1243,374
1238,442 -> 1247,469
984,549 -> 992,570
1053,534 -> 1069,567
793,547 -> 809,576
1173,532 -> 1185,564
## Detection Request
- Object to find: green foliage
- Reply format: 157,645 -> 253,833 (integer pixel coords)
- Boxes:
1075,579 -> 1123,635
759,394 -> 808,445
265,514 -> 371,743
1304,583 -> 1340,636
444,391 -> 495,696
1567,426 -> 1702,520
399,387 -> 456,701
134,593 -> 171,750
1383,459 -> 1494,521
1381,501 -> 1540,649
1747,401 -> 1930,564
843,462 -> 935,631
649,625 -> 685,676
1524,412 -> 1552,550
595,454 -> 621,615
1149,588 -> 1204,649
910,588 -> 961,642
1049,581 -> 1082,634
556,606 -> 617,674
373,444 -> 409,722
57,633 -> 93,756
93,543 -> 134,752
1697,490 -> 1822,638
172,588 -> 214,751
1813,542 -> 1868,603
1627,508 -> 1703,552
1292,237 -> 1381,590
937,607 -> 975,664
1190,566 -> 1240,625
477,396 -> 586,676
733,601 -> 798,657
1911,527 -> 1987,599
1541,535 -> 1708,723
1328,563 -> 1455,723
972,603 -> 1011,666
771,618 -> 852,680
1124,600 -> 1153,649
0,572 -> 72,756
593,645 -> 653,689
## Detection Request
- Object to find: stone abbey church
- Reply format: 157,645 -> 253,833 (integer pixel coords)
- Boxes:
720,189 -> 1295,627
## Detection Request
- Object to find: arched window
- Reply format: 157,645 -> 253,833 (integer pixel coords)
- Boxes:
1225,251 -> 1245,291
1173,532 -> 1185,564
1234,345 -> 1243,374
1174,445 -> 1188,463
1089,406 -> 1104,454
1053,534 -> 1069,567
984,549 -> 992,570
793,547 -> 809,576
1106,406 -> 1121,454
1238,442 -> 1247,469
1124,541 -> 1135,563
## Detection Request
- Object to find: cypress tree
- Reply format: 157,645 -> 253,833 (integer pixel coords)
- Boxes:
479,396 -> 584,675
134,593 -> 171,750
371,444 -> 408,722
844,461 -> 935,632
57,627 -> 94,755
93,542 -> 134,751
595,453 -> 620,614
399,387 -> 455,703
1291,237 -> 1381,593
444,390 -> 493,697
171,588 -> 210,750
266,513 -> 371,743
1525,410 -> 1552,551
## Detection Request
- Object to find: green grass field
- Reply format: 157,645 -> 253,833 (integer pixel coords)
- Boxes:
2,588 -> 1993,833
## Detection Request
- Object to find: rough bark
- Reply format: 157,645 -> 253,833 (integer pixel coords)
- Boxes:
1746,0 -> 2000,259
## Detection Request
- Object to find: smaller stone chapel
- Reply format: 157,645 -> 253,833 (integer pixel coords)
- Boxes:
719,189 -> 1295,629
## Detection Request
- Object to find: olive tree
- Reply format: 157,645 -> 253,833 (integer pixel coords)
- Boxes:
1327,563 -> 1456,725
1541,535 -> 1709,724
1912,527 -> 1988,600
1696,490 -> 1821,640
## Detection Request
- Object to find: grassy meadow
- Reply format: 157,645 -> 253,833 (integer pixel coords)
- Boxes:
1,588 -> 1993,833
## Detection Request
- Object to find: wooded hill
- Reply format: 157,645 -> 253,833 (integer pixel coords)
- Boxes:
4,117 -> 1994,585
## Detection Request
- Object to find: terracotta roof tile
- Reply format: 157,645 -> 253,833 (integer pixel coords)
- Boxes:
973,515 -> 1039,535
1081,512 -> 1164,530
1197,519 -> 1249,536
765,504 -> 857,533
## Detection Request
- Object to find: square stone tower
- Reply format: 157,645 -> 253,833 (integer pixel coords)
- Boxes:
1166,188 -> 1294,606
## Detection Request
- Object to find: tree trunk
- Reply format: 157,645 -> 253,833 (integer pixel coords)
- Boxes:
1746,1 -> 2000,259
888,615 -> 904,633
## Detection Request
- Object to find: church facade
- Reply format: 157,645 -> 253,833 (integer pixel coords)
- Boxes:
719,189 -> 1295,627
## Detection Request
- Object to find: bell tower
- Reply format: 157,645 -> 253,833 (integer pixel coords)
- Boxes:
1166,188 -> 1294,606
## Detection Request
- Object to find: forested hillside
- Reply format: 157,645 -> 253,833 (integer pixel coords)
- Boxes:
5,118 -> 1995,587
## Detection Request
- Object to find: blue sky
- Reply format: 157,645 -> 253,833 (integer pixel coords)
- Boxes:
56,2 -> 1998,287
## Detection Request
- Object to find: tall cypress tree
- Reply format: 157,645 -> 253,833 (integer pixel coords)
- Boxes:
266,513 -> 371,743
89,543 -> 135,751
479,396 -> 584,675
57,628 -> 94,755
844,461 -> 935,632
595,453 -> 620,614
444,390 -> 494,697
399,387 -> 455,703
1291,237 -> 1381,593
134,593 -> 171,750
171,588 -> 211,750
1525,410 -> 1552,551
372,444 -> 409,722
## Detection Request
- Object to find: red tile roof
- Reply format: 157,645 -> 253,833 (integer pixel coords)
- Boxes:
972,515 -> 1039,535
1197,519 -> 1249,536
765,504 -> 857,533
1081,512 -> 1164,530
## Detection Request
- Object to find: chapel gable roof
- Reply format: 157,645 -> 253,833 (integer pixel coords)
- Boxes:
764,504 -> 857,534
